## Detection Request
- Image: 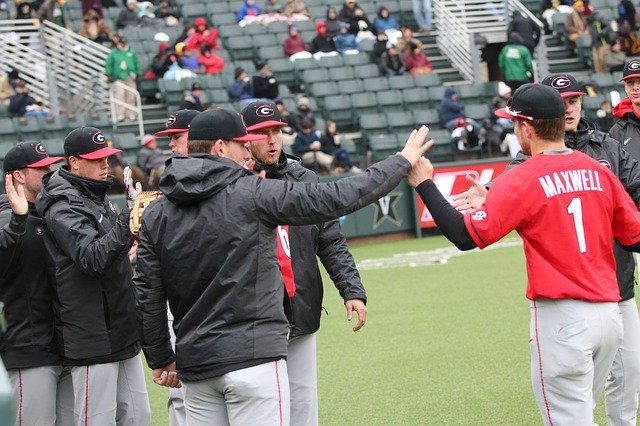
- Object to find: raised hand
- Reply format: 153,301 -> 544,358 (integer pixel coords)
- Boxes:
406,157 -> 434,188
398,126 -> 434,166
452,175 -> 487,214
124,166 -> 142,209
5,174 -> 28,215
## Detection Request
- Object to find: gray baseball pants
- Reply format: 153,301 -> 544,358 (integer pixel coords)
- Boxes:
605,297 -> 640,426
288,334 -> 318,426
8,365 -> 73,425
70,353 -> 150,426
183,359 -> 290,426
167,309 -> 186,426
529,299 -> 623,425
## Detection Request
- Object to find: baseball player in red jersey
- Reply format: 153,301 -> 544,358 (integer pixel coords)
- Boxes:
407,83 -> 640,425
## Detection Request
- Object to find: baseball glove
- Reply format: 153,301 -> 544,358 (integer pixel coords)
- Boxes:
129,191 -> 163,238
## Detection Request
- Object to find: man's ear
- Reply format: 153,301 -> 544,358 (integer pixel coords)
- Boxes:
68,156 -> 79,172
211,139 -> 224,156
12,170 -> 25,185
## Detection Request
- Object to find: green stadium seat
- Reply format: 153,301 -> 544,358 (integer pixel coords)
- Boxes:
226,35 -> 254,60
41,115 -> 69,140
116,133 -> 139,150
219,24 -> 244,38
206,2 -> 230,14
259,45 -> 285,60
181,3 -> 207,20
200,74 -> 225,89
343,52 -> 370,66
413,73 -> 442,88
208,88 -> 231,104
428,86 -> 446,107
244,24 -> 265,36
318,55 -> 345,68
463,104 -> 491,121
42,138 -> 65,156
364,76 -> 390,91
457,85 -> 483,103
353,63 -> 380,79
351,92 -> 379,116
252,34 -> 278,51
213,12 -> 237,26
14,117 -> 43,142
337,79 -> 365,95
412,109 -> 441,127
328,66 -> 355,81
323,94 -> 354,127
360,113 -> 389,134
267,21 -> 288,34
368,133 -> 400,162
269,58 -> 297,88
386,110 -> 415,133
0,118 -> 16,138
293,57 -> 318,72
66,113 -> 90,130
0,141 -> 16,159
388,75 -> 415,90
591,73 -> 615,92
302,68 -> 330,84
310,81 -> 339,99
376,90 -> 404,111
402,87 -> 431,110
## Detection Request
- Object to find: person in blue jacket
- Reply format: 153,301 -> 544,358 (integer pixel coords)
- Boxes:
236,0 -> 261,23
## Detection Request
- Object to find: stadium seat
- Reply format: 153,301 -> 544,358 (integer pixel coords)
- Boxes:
41,115 -> 69,140
181,3 -> 207,20
0,140 -> 16,159
353,63 -> 380,79
116,132 -> 139,150
368,133 -> 400,162
328,66 -> 355,81
226,35 -> 254,60
208,89 -> 231,105
219,24 -> 243,38
376,90 -> 405,111
337,78 -> 365,95
343,52 -> 370,66
66,113 -> 90,129
457,85 -> 483,103
14,117 -> 43,141
302,68 -> 330,84
413,73 -> 442,88
206,2 -> 230,14
364,76 -> 390,92
212,12 -> 237,26
310,81 -> 339,99
464,104 -> 491,121
359,113 -> 390,134
351,92 -> 379,116
322,94 -> 354,128
259,45 -> 285,61
428,86 -> 447,107
243,24 -> 265,36
266,21 -> 288,34
269,58 -> 297,88
318,55 -> 345,68
402,87 -> 431,110
200,74 -> 225,89
386,110 -> 416,133
251,34 -> 278,52
388,75 -> 415,90
412,109 -> 441,128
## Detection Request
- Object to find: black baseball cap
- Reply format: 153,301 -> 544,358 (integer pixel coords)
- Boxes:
3,142 -> 63,172
64,126 -> 121,160
541,73 -> 585,98
155,109 -> 200,137
188,108 -> 264,142
241,101 -> 288,132
495,83 -> 565,121
622,57 -> 640,80
191,82 -> 202,91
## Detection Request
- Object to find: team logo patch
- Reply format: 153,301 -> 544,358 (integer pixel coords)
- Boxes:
551,76 -> 571,89
166,115 -> 177,128
35,143 -> 46,154
35,227 -> 42,235
472,210 -> 487,221
256,105 -> 275,117
92,132 -> 106,145
598,159 -> 612,170
629,60 -> 640,71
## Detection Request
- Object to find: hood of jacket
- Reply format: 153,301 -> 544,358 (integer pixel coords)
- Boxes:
508,32 -> 525,45
564,117 -> 598,150
159,154 -> 253,206
0,194 -> 8,212
37,166 -> 113,216
612,97 -> 640,119
443,87 -> 456,99
254,152 -> 304,179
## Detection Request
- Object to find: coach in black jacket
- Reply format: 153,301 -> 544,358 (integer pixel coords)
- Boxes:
0,143 -> 69,425
134,108 -> 429,424
36,127 -> 150,425
242,101 -> 365,425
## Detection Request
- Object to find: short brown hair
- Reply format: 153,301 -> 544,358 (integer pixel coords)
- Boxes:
528,117 -> 566,141
187,139 -> 216,154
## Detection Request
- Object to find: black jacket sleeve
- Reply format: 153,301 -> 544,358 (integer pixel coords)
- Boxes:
0,209 -> 27,279
45,201 -> 133,277
316,219 -> 366,303
615,143 -> 640,208
415,180 -> 477,250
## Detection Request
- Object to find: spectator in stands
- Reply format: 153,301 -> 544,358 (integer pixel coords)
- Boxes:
507,10 -> 541,54
325,6 -> 341,38
105,35 -> 141,122
79,9 -> 113,46
15,2 -> 33,19
617,0 -> 636,28
229,66 -> 255,103
252,61 -> 279,101
155,1 -> 180,27
149,41 -> 171,78
619,21 -> 640,55
541,0 -> 573,31
291,96 -> 315,133
565,0 -> 590,44
176,43 -> 200,73
379,43 -> 406,77
596,99 -> 616,131
320,120 -> 361,173
236,0 -> 261,23
174,23 -> 195,46
492,81 -> 513,128
8,81 -> 47,118
179,83 -> 205,111
197,43 -> 225,74
36,0 -> 68,27
263,0 -> 283,14
294,117 -> 333,174
396,27 -> 423,55
283,24 -> 312,61
116,0 -> 139,30
339,0 -> 377,41
404,41 -> 433,75
374,6 -> 401,44
185,17 -> 219,52
0,74 -> 12,105
137,134 -> 166,189
335,22 -> 361,54
412,0 -> 433,34
498,33 -> 534,93
283,0 -> 311,19
310,21 -> 338,60
162,51 -> 196,81
604,38 -> 627,71
372,32 -> 390,62
275,99 -> 295,145
589,11 -> 615,73
81,0 -> 103,19
137,1 -> 157,26
440,86 -> 471,130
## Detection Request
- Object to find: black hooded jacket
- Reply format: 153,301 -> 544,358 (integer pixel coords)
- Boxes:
135,153 -> 410,382
507,11 -> 541,52
508,118 -> 640,300
256,153 -> 366,338
36,166 -> 139,365
0,198 -> 59,369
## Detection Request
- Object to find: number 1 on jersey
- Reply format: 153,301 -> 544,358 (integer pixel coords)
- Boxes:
567,197 -> 586,253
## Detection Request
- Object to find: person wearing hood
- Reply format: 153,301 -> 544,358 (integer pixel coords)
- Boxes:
325,6 -> 341,38
283,24 -> 312,61
196,43 -> 224,75
185,16 -> 219,52
495,73 -> 640,426
229,66 -> 255,103
149,41 -> 172,78
36,127 -> 151,425
565,0 -> 590,44
379,43 -> 405,77
116,0 -> 139,30
179,82 -> 205,111
440,87 -> 465,129
498,32 -> 534,93
506,10 -> 541,54
263,0 -> 282,14
334,21 -> 360,55
310,21 -> 338,60
612,58 -> 640,163
0,143 -> 72,426
133,108 -> 432,425
236,0 -> 261,23
338,0 -> 376,39
78,9 -> 114,46
241,101 -> 364,425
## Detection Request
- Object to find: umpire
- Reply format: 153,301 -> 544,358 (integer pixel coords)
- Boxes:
242,101 -> 366,425
36,127 -> 150,425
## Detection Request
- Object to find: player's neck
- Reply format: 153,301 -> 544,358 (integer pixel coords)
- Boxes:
531,140 -> 567,156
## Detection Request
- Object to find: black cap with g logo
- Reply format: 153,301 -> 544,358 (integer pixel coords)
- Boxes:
495,83 -> 565,121
622,57 -> 640,80
3,142 -> 63,172
540,73 -> 586,98
241,101 -> 288,132
155,109 -> 200,137
64,126 -> 121,160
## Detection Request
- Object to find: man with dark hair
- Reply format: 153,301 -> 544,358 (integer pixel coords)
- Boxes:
252,61 -> 279,101
179,83 -> 205,111
135,108 -> 431,425
0,143 -> 72,425
411,83 -> 640,425
241,101 -> 366,425
36,126 -> 150,425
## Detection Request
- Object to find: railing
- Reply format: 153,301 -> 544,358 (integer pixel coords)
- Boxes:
109,81 -> 144,137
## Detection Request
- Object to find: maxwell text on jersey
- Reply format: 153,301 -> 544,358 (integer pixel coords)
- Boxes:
538,169 -> 603,199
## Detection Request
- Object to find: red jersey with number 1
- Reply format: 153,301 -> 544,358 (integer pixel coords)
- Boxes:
463,150 -> 640,302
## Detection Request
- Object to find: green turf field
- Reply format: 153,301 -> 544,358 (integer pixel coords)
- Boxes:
144,234 -> 617,425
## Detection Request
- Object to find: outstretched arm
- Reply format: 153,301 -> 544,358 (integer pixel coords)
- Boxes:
451,175 -> 487,214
